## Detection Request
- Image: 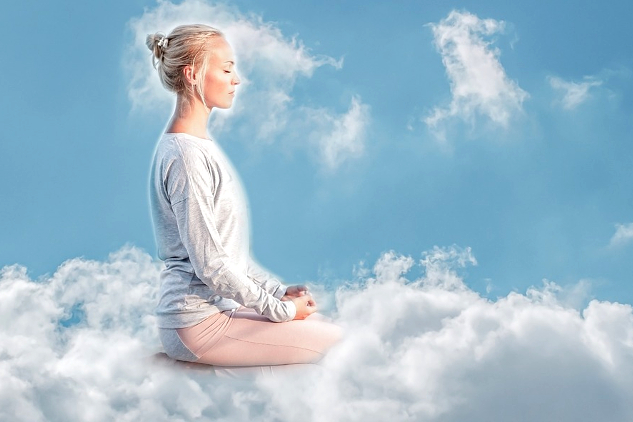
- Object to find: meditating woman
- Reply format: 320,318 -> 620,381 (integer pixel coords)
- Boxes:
146,24 -> 341,373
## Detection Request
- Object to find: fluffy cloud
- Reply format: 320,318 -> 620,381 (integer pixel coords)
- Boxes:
126,0 -> 369,169
425,10 -> 528,139
609,223 -> 633,248
2,244 -> 633,421
548,75 -> 603,109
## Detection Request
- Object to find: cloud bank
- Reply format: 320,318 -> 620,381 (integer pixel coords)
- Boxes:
126,0 -> 369,170
425,10 -> 528,139
2,245 -> 633,421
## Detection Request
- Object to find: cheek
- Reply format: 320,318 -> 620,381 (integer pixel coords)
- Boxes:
205,74 -> 230,91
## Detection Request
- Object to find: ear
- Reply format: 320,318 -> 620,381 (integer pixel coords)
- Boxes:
182,65 -> 197,85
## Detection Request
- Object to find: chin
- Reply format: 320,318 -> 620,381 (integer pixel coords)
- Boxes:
217,100 -> 234,110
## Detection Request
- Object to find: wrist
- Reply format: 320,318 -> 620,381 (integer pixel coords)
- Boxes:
284,299 -> 297,321
274,283 -> 289,300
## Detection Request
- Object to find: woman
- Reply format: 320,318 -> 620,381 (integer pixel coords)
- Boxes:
146,24 -> 341,373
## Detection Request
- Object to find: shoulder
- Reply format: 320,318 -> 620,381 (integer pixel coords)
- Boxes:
156,134 -> 222,200
158,134 -> 207,160
157,134 -> 223,173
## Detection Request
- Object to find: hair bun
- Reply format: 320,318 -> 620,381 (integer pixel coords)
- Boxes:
147,24 -> 224,95
146,32 -> 167,63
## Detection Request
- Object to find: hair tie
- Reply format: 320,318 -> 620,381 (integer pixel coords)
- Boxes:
157,37 -> 169,49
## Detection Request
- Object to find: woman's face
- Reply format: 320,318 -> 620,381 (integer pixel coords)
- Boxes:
201,38 -> 241,109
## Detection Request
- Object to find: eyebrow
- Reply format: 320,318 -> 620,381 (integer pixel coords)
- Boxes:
223,60 -> 235,65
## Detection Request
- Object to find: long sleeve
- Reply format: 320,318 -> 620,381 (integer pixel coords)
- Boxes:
171,196 -> 295,322
158,136 -> 295,323
247,257 -> 288,300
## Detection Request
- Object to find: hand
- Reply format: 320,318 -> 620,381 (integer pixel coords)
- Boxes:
281,285 -> 310,301
291,294 -> 317,320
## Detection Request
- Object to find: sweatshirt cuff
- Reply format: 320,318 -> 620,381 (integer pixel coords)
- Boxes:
273,283 -> 288,300
283,299 -> 296,321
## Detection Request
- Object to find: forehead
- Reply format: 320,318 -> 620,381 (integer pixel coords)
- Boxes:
207,38 -> 235,64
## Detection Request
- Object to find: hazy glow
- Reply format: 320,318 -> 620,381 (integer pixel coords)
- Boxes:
126,0 -> 368,169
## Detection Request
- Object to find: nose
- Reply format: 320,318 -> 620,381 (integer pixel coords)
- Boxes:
232,72 -> 241,85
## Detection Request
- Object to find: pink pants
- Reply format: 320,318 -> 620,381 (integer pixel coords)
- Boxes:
172,308 -> 342,368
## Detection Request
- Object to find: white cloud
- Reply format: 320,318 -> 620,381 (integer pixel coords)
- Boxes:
2,244 -> 633,421
304,96 -> 371,170
425,10 -> 528,139
548,75 -> 603,109
125,0 -> 368,170
610,223 -> 633,248
126,0 -> 338,111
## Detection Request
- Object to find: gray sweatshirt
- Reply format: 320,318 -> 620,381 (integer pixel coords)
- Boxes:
149,133 -> 296,328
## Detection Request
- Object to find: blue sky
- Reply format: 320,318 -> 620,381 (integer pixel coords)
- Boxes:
2,0 -> 631,303
2,1 -> 633,420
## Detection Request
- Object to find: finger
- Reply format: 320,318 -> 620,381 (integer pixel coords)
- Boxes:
305,294 -> 316,306
305,296 -> 317,309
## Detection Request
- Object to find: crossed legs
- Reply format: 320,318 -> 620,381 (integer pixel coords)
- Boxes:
163,308 -> 342,369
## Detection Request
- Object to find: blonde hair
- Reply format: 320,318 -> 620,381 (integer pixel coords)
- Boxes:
146,24 -> 224,108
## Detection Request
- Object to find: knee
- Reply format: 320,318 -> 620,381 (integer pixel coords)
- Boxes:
328,323 -> 344,348
306,313 -> 344,347
315,321 -> 344,354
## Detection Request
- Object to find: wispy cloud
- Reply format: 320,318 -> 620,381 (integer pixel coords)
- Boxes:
2,245 -> 633,421
304,96 -> 371,171
425,10 -> 528,140
126,0 -> 339,112
548,75 -> 603,109
609,223 -> 633,248
125,0 -> 369,170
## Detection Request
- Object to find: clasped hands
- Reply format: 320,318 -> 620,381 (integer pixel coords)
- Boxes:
281,285 -> 317,320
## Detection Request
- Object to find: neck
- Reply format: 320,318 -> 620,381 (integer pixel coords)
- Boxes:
166,96 -> 212,139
